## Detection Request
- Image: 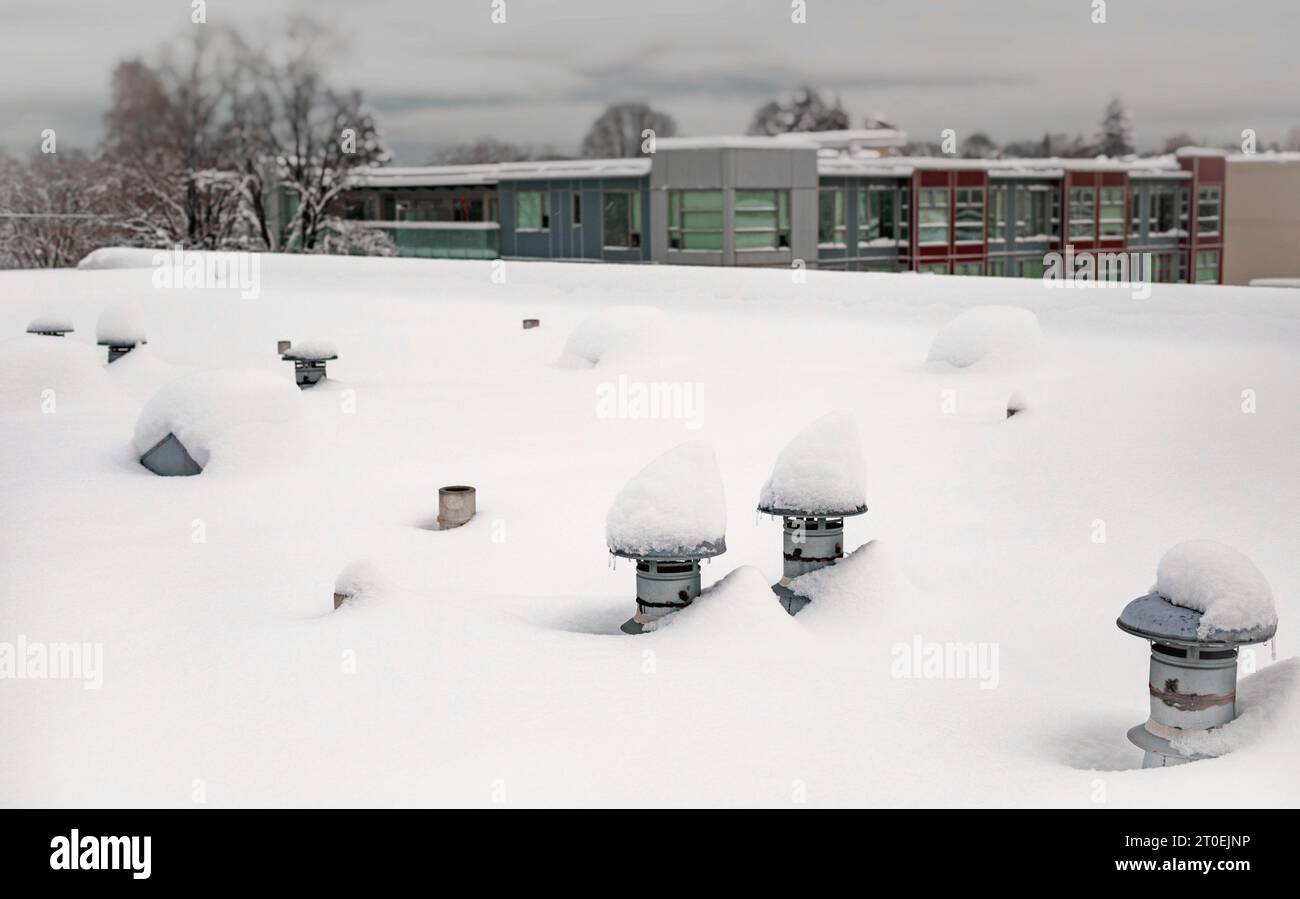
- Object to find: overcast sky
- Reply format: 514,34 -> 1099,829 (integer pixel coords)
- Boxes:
1,0 -> 1294,162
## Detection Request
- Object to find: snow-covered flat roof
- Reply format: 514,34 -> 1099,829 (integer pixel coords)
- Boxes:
818,153 -> 1190,180
348,157 -> 651,188
350,146 -> 1206,189
6,252 -> 1300,807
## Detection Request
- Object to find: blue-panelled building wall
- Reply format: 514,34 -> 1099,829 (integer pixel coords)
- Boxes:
496,177 -> 652,262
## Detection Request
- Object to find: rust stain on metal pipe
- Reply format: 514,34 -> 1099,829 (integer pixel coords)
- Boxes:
1150,678 -> 1235,711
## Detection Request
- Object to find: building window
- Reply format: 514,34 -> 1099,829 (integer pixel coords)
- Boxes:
1195,249 -> 1219,283
1099,187 -> 1125,237
1129,191 -> 1143,237
918,261 -> 949,274
819,189 -> 846,247
990,186 -> 1007,241
668,190 -> 723,251
953,261 -> 983,276
1014,186 -> 1051,240
987,258 -> 1006,277
516,190 -> 549,231
1068,187 -> 1096,239
1197,186 -> 1221,235
1018,258 -> 1045,278
735,190 -> 791,250
602,190 -> 641,249
1150,186 -> 1178,235
955,188 -> 985,243
899,187 -> 910,244
859,186 -> 908,245
918,188 -> 949,245
572,192 -> 582,227
1178,187 -> 1190,234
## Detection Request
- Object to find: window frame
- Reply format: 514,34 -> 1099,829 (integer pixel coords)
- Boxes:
734,189 -> 791,251
954,187 -> 985,244
600,189 -> 641,250
1197,186 -> 1221,236
1099,187 -> 1126,238
515,190 -> 550,232
1068,187 -> 1096,240
667,189 -> 724,252
917,187 -> 950,246
818,188 -> 847,248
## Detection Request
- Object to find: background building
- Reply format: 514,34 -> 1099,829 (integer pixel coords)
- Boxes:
317,134 -> 1232,284
1223,154 -> 1300,285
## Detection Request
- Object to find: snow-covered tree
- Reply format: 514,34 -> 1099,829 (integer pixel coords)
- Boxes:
746,87 -> 850,136
0,151 -> 123,269
580,103 -> 677,158
228,18 -> 392,253
1097,98 -> 1135,157
961,132 -> 1000,159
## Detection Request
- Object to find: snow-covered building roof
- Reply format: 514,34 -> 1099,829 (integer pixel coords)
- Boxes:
349,157 -> 651,188
818,153 -> 1192,180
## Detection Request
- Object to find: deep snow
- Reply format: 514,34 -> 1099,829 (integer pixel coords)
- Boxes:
1,252 -> 1298,808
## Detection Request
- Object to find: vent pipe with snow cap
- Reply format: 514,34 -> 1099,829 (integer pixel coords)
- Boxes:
606,441 -> 728,635
281,340 -> 337,389
758,412 -> 867,615
96,307 -> 147,363
1116,541 -> 1278,768
26,318 -> 74,337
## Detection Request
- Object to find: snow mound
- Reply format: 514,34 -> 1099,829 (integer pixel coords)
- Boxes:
788,540 -> 920,626
0,335 -> 118,413
1154,540 -> 1277,639
606,440 -> 727,557
78,247 -> 163,270
759,411 -> 866,514
560,305 -> 667,368
1171,658 -> 1299,758
926,305 -> 1043,369
335,560 -> 388,600
283,340 -> 338,361
656,566 -> 801,651
104,345 -> 186,399
26,316 -> 74,333
132,370 -> 303,469
96,305 -> 147,345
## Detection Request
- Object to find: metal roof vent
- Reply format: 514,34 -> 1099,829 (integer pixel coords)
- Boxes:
605,441 -> 728,635
1116,542 -> 1278,768
99,338 -> 145,363
437,485 -> 476,529
139,432 -> 203,477
757,413 -> 867,615
96,307 -> 147,363
280,340 -> 337,389
26,318 -> 74,337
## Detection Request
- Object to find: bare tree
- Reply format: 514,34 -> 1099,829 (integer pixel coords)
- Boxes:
580,103 -> 677,158
0,151 -> 122,269
746,87 -> 849,135
228,17 -> 391,252
429,138 -> 565,165
961,132 -> 1000,158
102,33 -> 244,250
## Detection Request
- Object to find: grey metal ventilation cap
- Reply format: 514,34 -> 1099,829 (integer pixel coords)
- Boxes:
760,502 -> 865,615
1117,591 -> 1276,768
98,338 -> 145,363
612,539 -> 726,636
281,347 -> 338,389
